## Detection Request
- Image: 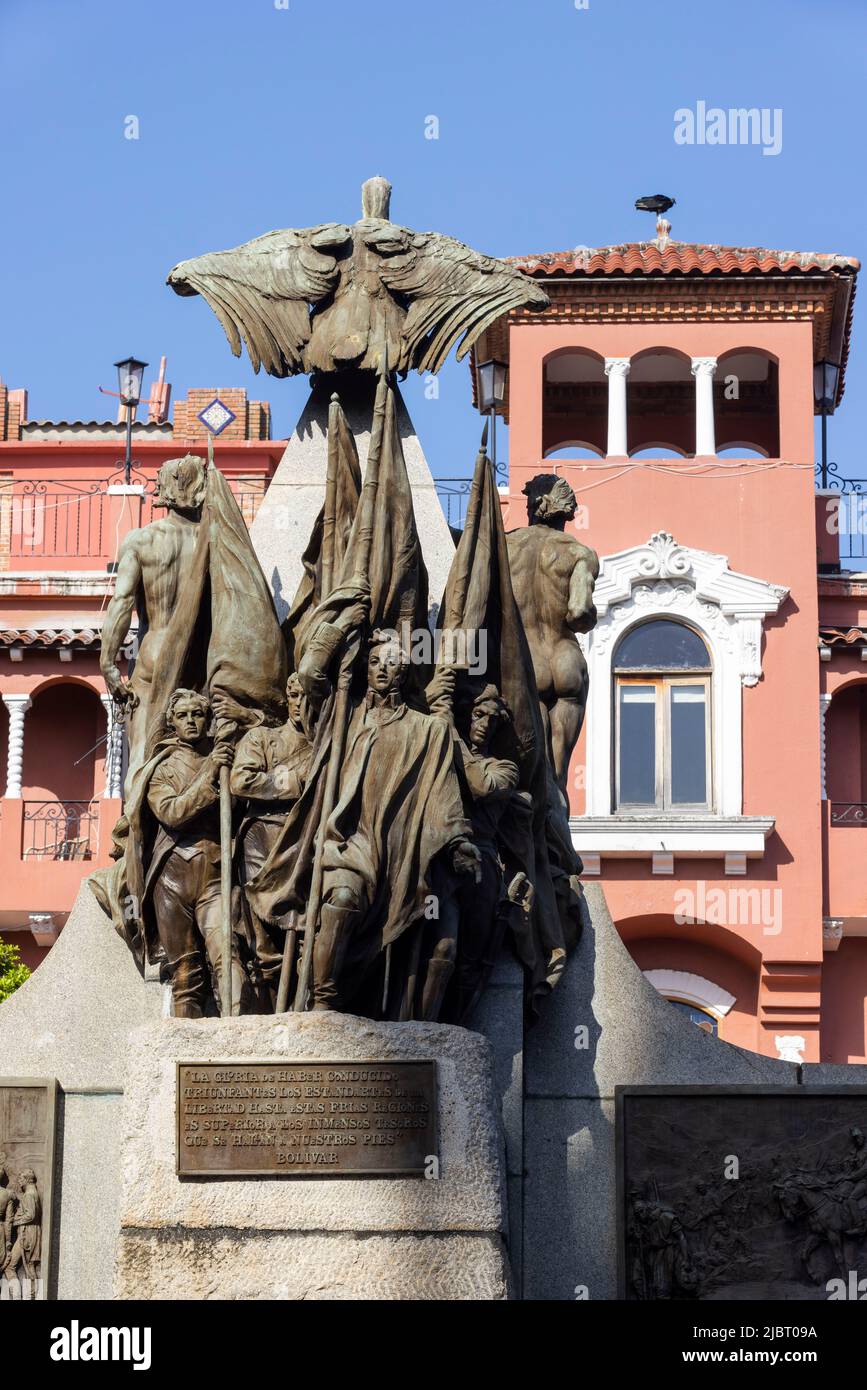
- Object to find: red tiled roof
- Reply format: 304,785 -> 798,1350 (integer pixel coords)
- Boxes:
509,241 -> 860,278
471,236 -> 859,410
0,626 -> 101,648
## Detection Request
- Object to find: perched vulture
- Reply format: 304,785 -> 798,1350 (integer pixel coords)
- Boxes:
634,194 -> 676,215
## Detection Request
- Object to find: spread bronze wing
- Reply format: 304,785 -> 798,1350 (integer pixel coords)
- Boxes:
166,224 -> 352,377
369,226 -> 550,375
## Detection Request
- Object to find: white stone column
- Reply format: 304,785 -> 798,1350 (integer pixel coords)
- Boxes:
2,694 -> 31,797
691,356 -> 718,456
819,692 -> 833,800
100,692 -> 123,799
604,357 -> 631,457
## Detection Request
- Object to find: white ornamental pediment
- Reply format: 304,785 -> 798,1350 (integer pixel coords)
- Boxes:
593,532 -> 788,621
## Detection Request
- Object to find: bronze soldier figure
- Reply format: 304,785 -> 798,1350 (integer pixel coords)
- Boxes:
230,673 -> 314,1001
445,684 -> 530,1021
311,630 -> 480,1015
143,689 -> 246,1017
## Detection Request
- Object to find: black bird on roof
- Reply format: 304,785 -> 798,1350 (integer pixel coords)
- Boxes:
635,194 -> 676,215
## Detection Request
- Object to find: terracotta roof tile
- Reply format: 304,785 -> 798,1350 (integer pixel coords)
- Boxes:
0,626 -> 101,648
509,241 -> 860,278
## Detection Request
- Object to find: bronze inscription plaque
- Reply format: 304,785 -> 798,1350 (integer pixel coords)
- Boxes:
177,1061 -> 438,1178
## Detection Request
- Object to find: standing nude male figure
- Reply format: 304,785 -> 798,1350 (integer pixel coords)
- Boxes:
99,454 -> 206,795
505,474 -> 599,796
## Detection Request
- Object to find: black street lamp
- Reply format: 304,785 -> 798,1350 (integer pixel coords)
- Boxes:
814,359 -> 840,489
114,357 -> 148,485
476,358 -> 507,474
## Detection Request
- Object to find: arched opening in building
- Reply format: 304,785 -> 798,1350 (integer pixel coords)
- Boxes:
21,681 -> 103,860
613,618 -> 713,812
716,445 -> 769,459
543,442 -> 604,460
627,349 -> 694,457
541,349 -> 607,458
618,914 -> 762,1052
629,444 -> 689,460
715,349 -> 780,457
826,683 -> 867,817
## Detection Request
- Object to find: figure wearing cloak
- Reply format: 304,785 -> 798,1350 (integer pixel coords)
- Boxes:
137,689 -> 246,1017
444,683 -> 534,1021
6,1170 -> 41,1290
312,630 -> 479,1014
231,672 -> 314,996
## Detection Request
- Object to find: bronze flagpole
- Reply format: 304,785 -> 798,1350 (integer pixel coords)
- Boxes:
206,429 -> 235,1018
292,366 -> 390,1011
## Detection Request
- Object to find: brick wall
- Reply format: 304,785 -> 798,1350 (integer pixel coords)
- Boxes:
0,382 -> 27,441
173,388 -> 271,441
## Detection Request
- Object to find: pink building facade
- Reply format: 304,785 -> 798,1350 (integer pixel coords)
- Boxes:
3,225 -> 866,1068
474,228 -> 862,1064
0,378 -> 283,969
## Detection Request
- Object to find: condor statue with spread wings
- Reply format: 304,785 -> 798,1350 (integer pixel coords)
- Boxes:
167,176 -> 549,377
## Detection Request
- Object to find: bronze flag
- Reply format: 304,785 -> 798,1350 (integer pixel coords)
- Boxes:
437,441 -> 583,1013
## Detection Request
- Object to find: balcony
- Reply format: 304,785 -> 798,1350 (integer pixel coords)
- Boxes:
0,797 -> 120,926
22,799 -> 99,860
816,471 -> 867,567
0,476 -> 267,571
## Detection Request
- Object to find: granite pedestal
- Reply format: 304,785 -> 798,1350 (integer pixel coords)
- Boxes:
115,1013 -> 511,1300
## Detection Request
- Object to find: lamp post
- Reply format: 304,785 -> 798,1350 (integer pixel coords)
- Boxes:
476,358 -> 507,473
114,357 -> 147,485
814,360 -> 840,489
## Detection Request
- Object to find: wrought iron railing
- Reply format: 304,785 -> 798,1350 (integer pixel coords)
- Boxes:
0,480 -> 107,559
21,800 -> 99,860
0,476 -> 267,561
435,478 -> 473,531
816,464 -> 867,563
830,803 -> 867,826
435,463 -> 507,532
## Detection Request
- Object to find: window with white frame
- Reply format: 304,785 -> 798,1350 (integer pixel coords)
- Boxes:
614,619 -> 712,812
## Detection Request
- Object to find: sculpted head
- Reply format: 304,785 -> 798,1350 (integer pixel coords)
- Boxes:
469,685 -> 511,752
286,673 -> 305,730
154,454 -> 207,513
18,1168 -> 36,1193
165,688 -> 210,745
523,474 -> 577,527
366,629 -> 409,698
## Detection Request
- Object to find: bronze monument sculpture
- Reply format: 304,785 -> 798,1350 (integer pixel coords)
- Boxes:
505,474 -> 599,796
141,688 -> 244,1018
100,454 -> 208,797
92,177 -> 597,1025
166,175 -> 550,378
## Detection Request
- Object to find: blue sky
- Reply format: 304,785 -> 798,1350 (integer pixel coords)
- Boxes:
1,0 -> 864,478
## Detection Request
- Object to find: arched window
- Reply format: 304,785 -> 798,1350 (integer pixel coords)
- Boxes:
614,620 -> 712,811
541,349 -> 607,458
667,999 -> 719,1035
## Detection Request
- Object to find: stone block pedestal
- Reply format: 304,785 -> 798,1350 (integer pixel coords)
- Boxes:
115,1012 -> 511,1300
